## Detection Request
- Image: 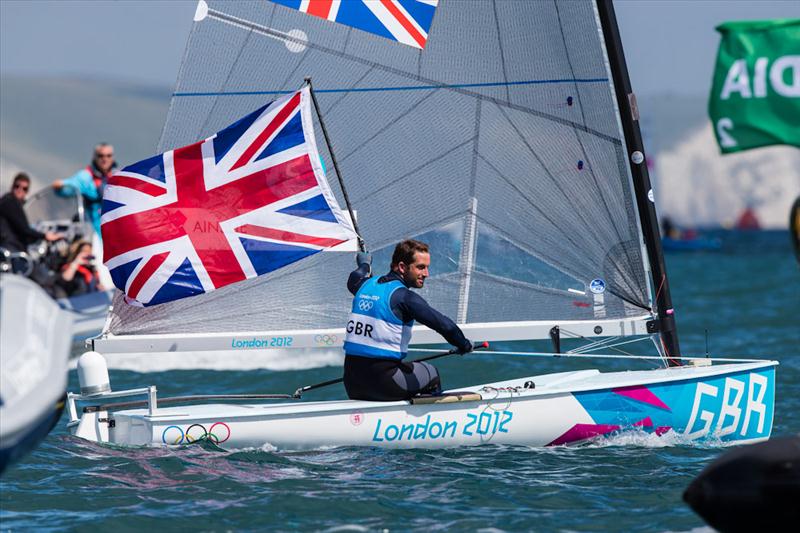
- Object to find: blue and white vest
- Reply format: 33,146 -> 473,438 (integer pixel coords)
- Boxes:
343,277 -> 414,360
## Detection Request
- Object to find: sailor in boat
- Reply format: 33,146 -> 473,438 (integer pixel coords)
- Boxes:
0,172 -> 64,257
56,239 -> 105,297
343,239 -> 473,401
51,142 -> 117,240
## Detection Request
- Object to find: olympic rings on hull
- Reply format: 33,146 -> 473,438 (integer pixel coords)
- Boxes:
161,422 -> 231,445
314,334 -> 337,346
162,425 -> 184,445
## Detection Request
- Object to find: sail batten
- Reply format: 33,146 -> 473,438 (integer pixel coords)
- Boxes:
106,0 -> 654,341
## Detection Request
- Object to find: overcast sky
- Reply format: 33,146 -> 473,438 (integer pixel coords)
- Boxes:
1,0 -> 798,96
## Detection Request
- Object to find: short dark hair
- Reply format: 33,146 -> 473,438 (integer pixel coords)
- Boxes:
391,239 -> 429,268
12,172 -> 30,190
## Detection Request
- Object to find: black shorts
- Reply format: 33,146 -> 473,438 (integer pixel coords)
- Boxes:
343,354 -> 442,401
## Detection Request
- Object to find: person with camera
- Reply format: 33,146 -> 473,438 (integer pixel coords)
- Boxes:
57,240 -> 105,297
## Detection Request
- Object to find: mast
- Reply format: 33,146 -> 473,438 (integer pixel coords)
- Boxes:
596,0 -> 682,366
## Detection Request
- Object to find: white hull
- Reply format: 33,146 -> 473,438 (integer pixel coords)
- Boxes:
68,360 -> 777,450
1,275 -> 72,472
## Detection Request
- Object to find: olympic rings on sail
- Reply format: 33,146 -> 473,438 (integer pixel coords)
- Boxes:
161,422 -> 231,445
314,334 -> 337,346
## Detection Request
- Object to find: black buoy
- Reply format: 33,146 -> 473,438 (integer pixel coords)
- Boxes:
683,436 -> 800,532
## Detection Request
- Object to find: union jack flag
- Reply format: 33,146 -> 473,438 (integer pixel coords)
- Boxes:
101,88 -> 359,307
271,0 -> 439,49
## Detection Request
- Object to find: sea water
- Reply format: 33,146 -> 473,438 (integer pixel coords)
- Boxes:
1,230 -> 798,531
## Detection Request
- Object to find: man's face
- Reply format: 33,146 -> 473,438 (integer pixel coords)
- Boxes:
398,251 -> 430,289
94,147 -> 115,173
12,180 -> 29,201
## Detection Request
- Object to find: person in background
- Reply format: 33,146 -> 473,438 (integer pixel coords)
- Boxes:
57,240 -> 105,296
342,239 -> 473,401
0,173 -> 63,252
52,143 -> 116,239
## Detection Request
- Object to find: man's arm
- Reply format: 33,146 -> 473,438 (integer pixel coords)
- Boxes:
395,290 -> 472,353
346,253 -> 373,295
53,169 -> 88,197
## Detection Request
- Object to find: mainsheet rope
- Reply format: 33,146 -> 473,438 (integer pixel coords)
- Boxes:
405,347 -> 767,365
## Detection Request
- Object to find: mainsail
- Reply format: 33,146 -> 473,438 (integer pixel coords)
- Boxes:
101,0 -> 661,351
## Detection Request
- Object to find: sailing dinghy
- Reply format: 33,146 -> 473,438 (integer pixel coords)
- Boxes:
67,0 -> 777,449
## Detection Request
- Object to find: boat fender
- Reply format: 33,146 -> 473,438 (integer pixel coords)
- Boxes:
77,351 -> 111,396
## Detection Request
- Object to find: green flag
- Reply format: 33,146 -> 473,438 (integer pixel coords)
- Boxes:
708,19 -> 800,154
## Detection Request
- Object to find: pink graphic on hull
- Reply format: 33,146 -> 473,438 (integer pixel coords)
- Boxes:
547,417 -> 670,446
547,423 -> 621,446
612,385 -> 671,411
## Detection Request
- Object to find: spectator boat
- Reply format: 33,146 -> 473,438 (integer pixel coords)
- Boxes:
0,275 -> 72,472
1,186 -> 112,341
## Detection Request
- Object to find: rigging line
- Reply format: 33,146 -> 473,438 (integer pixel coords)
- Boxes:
279,45 -> 312,92
338,87 -> 441,163
190,5 -> 615,142
553,2 -> 640,281
496,104 -> 613,253
569,336 -> 652,354
196,30 -> 255,143
472,214 -> 588,286
610,148 -> 651,300
474,154 -> 591,268
474,158 -> 649,310
491,0 -> 511,103
575,336 -> 638,353
405,347 -> 768,364
470,269 -> 585,299
306,79 -> 364,250
468,99 -> 482,198
478,121 -> 649,310
654,273 -> 666,302
363,211 -> 468,253
565,334 -> 623,353
173,79 -> 610,97
558,326 -> 647,356
323,65 -> 377,116
351,136 -> 475,204
157,31 -> 196,150
652,272 -> 670,360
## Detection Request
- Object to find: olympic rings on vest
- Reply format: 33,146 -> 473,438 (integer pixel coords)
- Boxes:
357,300 -> 374,311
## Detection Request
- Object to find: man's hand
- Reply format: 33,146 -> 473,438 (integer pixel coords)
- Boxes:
44,231 -> 64,242
457,340 -> 474,355
356,252 -> 372,267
